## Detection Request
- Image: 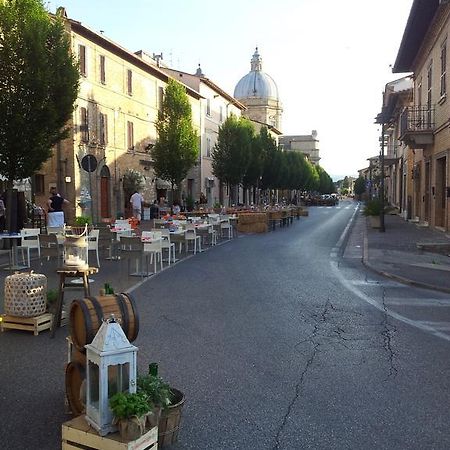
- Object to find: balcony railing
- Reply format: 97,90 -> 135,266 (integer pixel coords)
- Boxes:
400,106 -> 435,136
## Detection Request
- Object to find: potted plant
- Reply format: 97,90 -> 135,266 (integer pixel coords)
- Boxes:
46,289 -> 58,315
363,199 -> 382,228
109,391 -> 152,441
137,364 -> 185,447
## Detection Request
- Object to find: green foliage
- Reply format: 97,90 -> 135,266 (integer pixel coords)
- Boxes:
354,176 -> 367,197
152,79 -> 198,190
0,0 -> 79,184
315,165 -> 335,194
212,114 -> 254,188
46,288 -> 58,310
185,196 -> 195,211
109,392 -> 151,420
122,169 -> 144,198
74,215 -> 92,226
137,374 -> 172,410
363,199 -> 382,216
243,126 -> 267,188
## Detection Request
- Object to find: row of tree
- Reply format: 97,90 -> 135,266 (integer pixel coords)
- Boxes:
1,0 -> 335,212
212,115 -> 335,203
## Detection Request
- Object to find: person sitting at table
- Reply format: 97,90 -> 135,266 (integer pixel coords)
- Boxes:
150,200 -> 159,220
47,187 -> 69,227
172,201 -> 181,216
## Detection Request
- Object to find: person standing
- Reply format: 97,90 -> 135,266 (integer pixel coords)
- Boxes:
47,187 -> 69,227
130,190 -> 144,222
0,194 -> 5,232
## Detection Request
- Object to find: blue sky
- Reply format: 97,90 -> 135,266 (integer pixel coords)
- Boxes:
49,0 -> 414,181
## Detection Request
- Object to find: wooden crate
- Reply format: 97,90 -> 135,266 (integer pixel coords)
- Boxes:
1,313 -> 53,336
0,310 -> 67,336
62,416 -> 158,450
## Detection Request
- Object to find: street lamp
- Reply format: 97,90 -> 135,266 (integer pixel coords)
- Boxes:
379,123 -> 386,232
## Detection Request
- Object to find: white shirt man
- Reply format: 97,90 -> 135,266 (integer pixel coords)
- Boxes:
130,191 -> 144,221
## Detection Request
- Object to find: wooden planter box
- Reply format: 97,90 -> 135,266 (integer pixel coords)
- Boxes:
62,416 -> 157,450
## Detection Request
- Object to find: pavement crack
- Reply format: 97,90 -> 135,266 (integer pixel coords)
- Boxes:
380,287 -> 398,380
273,299 -> 331,449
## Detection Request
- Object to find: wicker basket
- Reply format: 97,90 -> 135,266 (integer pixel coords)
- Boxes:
4,271 -> 47,317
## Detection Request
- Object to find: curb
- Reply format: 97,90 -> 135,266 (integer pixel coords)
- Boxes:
362,222 -> 450,295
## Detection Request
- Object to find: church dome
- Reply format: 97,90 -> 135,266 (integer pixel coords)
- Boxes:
234,48 -> 279,101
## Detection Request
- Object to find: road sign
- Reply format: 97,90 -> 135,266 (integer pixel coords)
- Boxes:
81,154 -> 97,172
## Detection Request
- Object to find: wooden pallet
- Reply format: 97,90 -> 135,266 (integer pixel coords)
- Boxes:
62,416 -> 158,450
0,310 -> 67,336
1,313 -> 53,336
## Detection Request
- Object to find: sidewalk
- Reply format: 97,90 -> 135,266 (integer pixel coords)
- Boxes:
355,211 -> 450,293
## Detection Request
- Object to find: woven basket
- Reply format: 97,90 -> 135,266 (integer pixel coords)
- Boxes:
4,271 -> 47,317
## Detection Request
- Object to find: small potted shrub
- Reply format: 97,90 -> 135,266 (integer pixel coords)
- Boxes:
137,364 -> 185,447
363,199 -> 382,228
109,391 -> 151,441
46,289 -> 58,314
74,215 -> 92,226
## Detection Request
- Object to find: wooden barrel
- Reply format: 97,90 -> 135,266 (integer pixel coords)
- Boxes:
65,361 -> 86,416
69,293 -> 139,353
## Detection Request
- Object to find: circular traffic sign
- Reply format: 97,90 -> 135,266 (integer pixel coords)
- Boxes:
81,154 -> 97,172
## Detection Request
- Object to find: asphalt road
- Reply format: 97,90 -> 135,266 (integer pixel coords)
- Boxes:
2,199 -> 450,449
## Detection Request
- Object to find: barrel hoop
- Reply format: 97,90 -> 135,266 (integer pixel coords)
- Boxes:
123,292 -> 139,339
86,296 -> 104,343
73,299 -> 95,348
65,361 -> 86,416
114,293 -> 129,333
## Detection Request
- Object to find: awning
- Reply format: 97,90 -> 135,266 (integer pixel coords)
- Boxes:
156,178 -> 172,189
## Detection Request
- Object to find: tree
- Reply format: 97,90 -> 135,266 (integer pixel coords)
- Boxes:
0,0 -> 79,185
354,176 -> 366,199
212,114 -> 253,205
152,79 -> 198,203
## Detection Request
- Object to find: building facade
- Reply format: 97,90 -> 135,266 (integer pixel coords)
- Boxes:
162,66 -> 246,207
392,0 -> 450,231
279,131 -> 321,165
35,8 -> 201,223
234,48 -> 283,132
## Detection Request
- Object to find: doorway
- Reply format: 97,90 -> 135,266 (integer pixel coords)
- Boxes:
100,165 -> 111,219
434,156 -> 446,228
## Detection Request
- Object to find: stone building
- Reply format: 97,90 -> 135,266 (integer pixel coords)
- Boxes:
279,131 -> 321,165
234,48 -> 283,132
35,8 -> 201,223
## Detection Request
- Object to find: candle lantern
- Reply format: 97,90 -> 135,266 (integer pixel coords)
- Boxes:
63,234 -> 88,270
85,315 -> 138,436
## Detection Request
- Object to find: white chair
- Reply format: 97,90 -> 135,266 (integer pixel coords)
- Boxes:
142,231 -> 163,273
220,216 -> 233,239
47,225 -> 65,235
160,228 -> 176,264
17,228 -> 40,267
184,224 -> 202,254
119,236 -> 146,279
208,215 -> 221,238
87,229 -> 100,267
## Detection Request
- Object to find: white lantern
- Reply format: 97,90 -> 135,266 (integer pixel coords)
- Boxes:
63,235 -> 88,270
85,315 -> 138,436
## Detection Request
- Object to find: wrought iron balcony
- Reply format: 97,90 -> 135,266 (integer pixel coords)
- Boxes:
399,106 -> 435,148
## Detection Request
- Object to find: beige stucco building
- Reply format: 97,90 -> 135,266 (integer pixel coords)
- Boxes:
161,66 -> 246,207
388,0 -> 450,231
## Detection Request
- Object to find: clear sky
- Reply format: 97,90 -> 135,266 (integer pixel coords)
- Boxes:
49,0 -> 414,181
